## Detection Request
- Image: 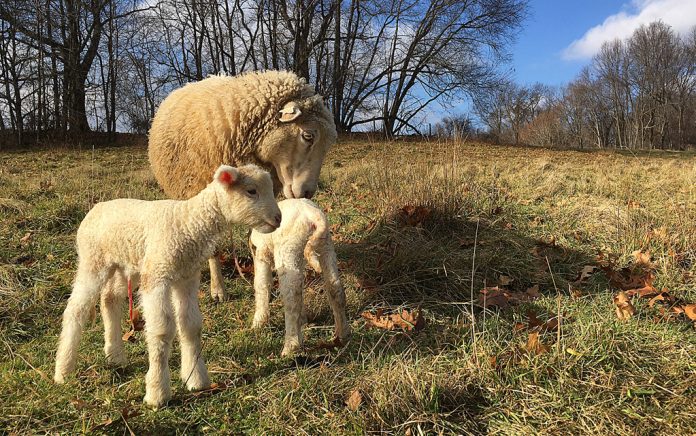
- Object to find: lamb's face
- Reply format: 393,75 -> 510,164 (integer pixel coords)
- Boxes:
260,100 -> 337,199
213,165 -> 281,234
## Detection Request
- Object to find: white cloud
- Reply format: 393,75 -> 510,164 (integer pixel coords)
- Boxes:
563,0 -> 696,60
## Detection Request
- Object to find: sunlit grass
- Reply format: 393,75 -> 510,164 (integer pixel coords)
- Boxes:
0,140 -> 694,434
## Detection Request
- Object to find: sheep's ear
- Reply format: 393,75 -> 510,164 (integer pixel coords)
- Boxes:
279,102 -> 302,123
214,165 -> 239,187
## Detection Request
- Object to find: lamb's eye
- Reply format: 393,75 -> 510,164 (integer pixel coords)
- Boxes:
246,189 -> 257,196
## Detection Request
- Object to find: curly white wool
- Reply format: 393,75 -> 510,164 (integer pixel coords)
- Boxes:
250,199 -> 350,356
54,164 -> 281,408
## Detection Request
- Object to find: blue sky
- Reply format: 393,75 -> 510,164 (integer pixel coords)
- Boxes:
511,0 -> 627,87
428,0 -> 696,125
510,0 -> 696,87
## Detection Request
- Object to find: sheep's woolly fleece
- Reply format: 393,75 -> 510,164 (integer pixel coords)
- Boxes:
148,70 -> 333,199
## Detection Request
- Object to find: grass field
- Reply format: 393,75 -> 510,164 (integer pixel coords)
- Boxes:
0,139 -> 694,434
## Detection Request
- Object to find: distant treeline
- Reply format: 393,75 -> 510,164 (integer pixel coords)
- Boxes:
0,0 -> 526,145
475,22 -> 696,150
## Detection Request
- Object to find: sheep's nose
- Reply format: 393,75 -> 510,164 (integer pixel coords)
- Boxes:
302,189 -> 315,199
274,213 -> 282,227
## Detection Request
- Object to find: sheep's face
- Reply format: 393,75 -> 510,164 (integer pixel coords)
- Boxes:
260,100 -> 337,199
212,165 -> 281,234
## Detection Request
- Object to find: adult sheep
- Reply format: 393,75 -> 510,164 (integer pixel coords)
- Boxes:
148,70 -> 337,301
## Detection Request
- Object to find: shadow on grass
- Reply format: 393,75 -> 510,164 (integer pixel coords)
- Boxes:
332,205 -> 596,312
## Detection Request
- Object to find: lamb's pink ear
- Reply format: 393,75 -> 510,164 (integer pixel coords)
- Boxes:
214,165 -> 239,187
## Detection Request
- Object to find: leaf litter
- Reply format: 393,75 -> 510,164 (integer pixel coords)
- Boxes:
598,250 -> 695,326
361,308 -> 425,332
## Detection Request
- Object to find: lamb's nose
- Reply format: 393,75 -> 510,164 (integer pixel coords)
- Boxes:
302,189 -> 315,199
274,213 -> 282,227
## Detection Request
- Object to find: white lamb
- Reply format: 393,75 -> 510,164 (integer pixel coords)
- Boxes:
249,199 -> 350,356
54,164 -> 281,408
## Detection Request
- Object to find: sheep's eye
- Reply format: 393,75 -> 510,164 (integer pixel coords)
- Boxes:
301,131 -> 314,142
246,189 -> 257,196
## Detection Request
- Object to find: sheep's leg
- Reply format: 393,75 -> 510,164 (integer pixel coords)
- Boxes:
319,242 -> 351,343
278,267 -> 305,356
141,280 -> 175,408
172,274 -> 210,391
208,255 -> 226,301
54,265 -> 105,383
252,255 -> 273,329
101,271 -> 127,366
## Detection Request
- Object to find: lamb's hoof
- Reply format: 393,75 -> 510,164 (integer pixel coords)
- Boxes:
53,372 -> 67,384
336,325 -> 352,343
106,349 -> 128,367
143,390 -> 171,409
182,369 -> 210,391
210,287 -> 227,302
251,314 -> 268,329
281,342 -> 302,357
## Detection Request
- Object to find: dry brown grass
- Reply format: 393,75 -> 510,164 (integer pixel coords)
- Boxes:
0,139 -> 694,434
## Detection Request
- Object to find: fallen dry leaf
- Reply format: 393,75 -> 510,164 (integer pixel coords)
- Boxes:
478,287 -> 510,309
614,291 -> 636,321
632,250 -> 655,269
122,309 -> 146,343
19,232 -> 32,244
479,285 -> 543,309
399,205 -> 431,227
670,305 -> 685,316
684,304 -> 696,321
310,337 -> 345,352
525,285 -> 540,299
122,328 -> 136,343
346,389 -> 362,411
647,291 -> 675,308
498,275 -> 514,286
539,235 -> 556,246
570,288 -> 584,299
515,310 -> 559,333
364,220 -> 377,233
573,265 -> 598,284
70,398 -> 89,410
361,308 -> 425,332
121,405 -> 140,421
131,309 -> 145,331
513,322 -> 526,332
625,285 -> 661,298
234,256 -> 254,276
524,331 -> 550,355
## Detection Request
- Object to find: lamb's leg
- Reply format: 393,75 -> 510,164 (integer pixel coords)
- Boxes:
318,241 -> 351,343
278,267 -> 305,356
101,271 -> 127,366
172,274 -> 210,391
141,280 -> 175,408
252,254 -> 273,329
54,265 -> 105,383
208,255 -> 226,301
